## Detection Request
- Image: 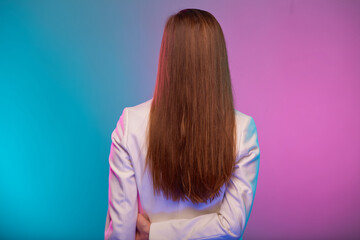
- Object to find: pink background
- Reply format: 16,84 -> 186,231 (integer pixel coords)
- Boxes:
224,1 -> 360,239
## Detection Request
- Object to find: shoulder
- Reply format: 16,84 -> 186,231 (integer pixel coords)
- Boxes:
111,98 -> 153,148
234,109 -> 259,161
234,108 -> 257,133
124,98 -> 152,125
117,98 -> 153,123
114,98 -> 153,139
126,98 -> 153,119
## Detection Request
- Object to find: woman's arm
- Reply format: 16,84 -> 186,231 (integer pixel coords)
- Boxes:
105,107 -> 138,240
146,116 -> 260,240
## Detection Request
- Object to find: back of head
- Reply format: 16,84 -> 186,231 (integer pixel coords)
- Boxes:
146,8 -> 237,204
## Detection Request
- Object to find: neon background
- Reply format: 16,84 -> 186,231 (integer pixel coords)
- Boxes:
0,0 -> 359,239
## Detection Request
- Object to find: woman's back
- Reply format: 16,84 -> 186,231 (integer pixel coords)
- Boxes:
105,8 -> 260,240
105,98 -> 260,239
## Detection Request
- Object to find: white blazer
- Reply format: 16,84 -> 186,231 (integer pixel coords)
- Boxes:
104,98 -> 260,240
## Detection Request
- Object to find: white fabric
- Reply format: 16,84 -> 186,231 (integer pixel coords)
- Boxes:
105,98 -> 260,240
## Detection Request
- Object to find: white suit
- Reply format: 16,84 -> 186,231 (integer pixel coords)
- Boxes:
105,98 -> 260,240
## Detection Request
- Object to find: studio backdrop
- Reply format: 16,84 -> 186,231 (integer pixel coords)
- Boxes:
0,0 -> 359,239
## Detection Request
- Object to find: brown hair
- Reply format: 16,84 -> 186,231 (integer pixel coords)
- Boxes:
145,8 -> 236,204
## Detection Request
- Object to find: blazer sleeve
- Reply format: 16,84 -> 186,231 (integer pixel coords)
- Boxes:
149,116 -> 260,240
105,107 -> 138,240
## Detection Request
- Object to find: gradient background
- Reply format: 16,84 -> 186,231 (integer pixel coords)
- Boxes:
1,0 -> 359,239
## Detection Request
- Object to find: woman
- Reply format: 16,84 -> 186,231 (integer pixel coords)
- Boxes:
105,8 -> 260,240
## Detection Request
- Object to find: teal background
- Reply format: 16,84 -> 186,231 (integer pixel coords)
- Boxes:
0,1 -> 157,239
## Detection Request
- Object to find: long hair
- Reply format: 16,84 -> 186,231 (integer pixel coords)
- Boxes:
145,8 -> 236,204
